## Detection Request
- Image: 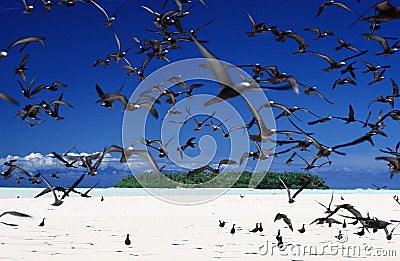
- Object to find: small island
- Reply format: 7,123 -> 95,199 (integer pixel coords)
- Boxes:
114,171 -> 329,189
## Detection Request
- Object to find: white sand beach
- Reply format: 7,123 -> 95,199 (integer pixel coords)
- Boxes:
0,189 -> 399,260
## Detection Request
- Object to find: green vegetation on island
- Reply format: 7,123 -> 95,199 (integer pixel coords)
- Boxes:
114,171 -> 329,189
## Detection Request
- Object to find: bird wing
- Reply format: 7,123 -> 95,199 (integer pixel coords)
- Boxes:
62,174 -> 85,200
35,187 -> 53,198
187,165 -> 213,176
0,92 -> 19,105
341,50 -> 368,62
289,119 -> 323,152
190,34 -> 237,106
141,5 -> 160,16
304,27 -> 320,35
375,156 -> 399,169
13,165 -> 31,177
98,93 -> 128,107
48,100 -> 74,108
348,104 -> 355,120
93,147 -> 107,170
283,217 -> 293,231
310,51 -> 336,65
89,0 -> 110,20
331,134 -> 372,150
246,12 -> 256,30
218,159 -> 236,169
324,204 -> 349,219
19,53 -> 29,67
185,107 -> 199,125
239,152 -> 251,166
368,34 -> 390,50
83,181 -> 99,195
328,191 -> 334,209
135,102 -> 159,119
186,137 -> 196,145
296,153 -> 312,167
40,173 -> 61,204
106,145 -> 124,155
391,78 -> 399,96
0,211 -> 32,219
278,177 -> 292,200
316,3 -> 327,17
333,2 -> 352,12
131,150 -> 162,176
7,37 -> 46,52
285,152 -> 297,165
95,84 -> 105,98
316,200 -> 328,210
52,151 -> 69,165
292,178 -> 311,199
30,84 -> 49,96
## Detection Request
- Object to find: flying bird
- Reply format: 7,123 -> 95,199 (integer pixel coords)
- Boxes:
177,137 -> 196,159
51,151 -> 79,168
22,0 -> 37,14
279,176 -> 312,203
187,159 -> 236,177
316,1 -> 352,17
39,173 -> 64,206
14,54 -> 29,81
335,37 -> 360,52
316,191 -> 334,213
7,36 -> 46,53
309,50 -> 367,72
274,213 -> 293,231
299,83 -> 334,104
363,34 -> 400,55
304,28 -> 334,40
96,92 -> 158,118
89,0 -> 129,26
246,12 -> 268,37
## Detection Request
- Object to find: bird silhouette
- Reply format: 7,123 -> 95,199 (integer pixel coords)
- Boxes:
230,224 -> 236,234
39,218 -> 45,227
125,233 -> 131,245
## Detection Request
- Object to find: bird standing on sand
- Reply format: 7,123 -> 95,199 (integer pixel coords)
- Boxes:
250,223 -> 259,233
258,223 -> 263,232
298,224 -> 305,233
354,227 -> 365,236
125,234 -> 131,245
230,224 -> 236,234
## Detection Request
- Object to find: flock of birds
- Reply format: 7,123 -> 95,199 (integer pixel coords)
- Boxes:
214,190 -> 400,253
1,0 -> 400,252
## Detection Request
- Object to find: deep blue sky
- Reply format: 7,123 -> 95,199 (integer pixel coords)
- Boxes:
0,0 -> 400,188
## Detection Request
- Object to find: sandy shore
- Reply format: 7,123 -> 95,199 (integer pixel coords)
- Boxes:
0,190 -> 399,260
